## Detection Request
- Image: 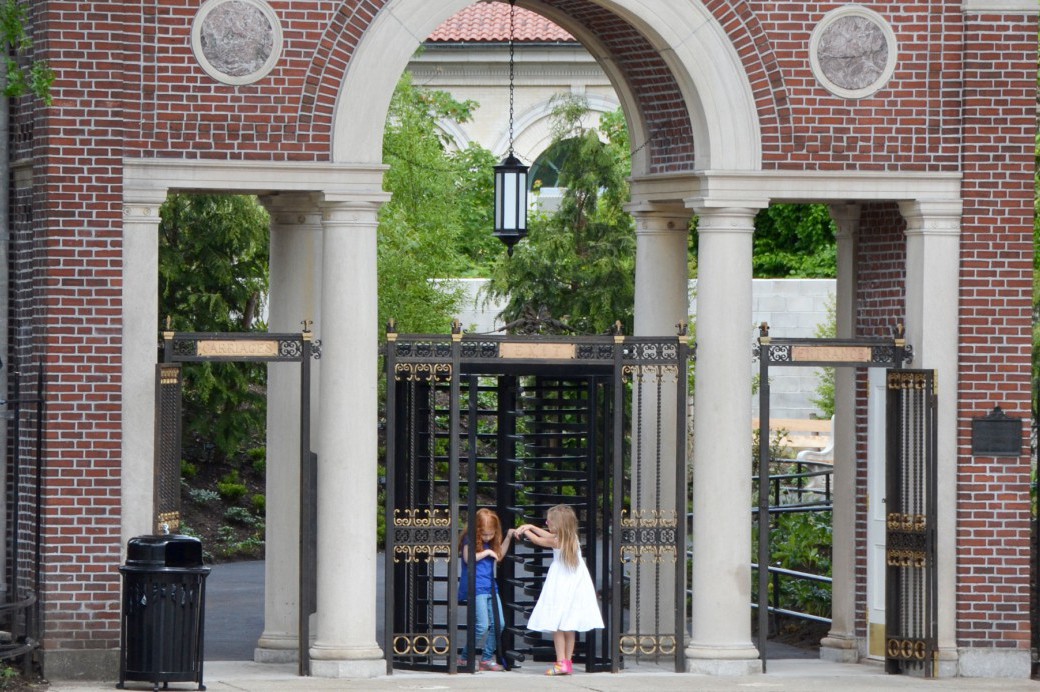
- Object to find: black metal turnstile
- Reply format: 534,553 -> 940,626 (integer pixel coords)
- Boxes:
383,326 -> 690,674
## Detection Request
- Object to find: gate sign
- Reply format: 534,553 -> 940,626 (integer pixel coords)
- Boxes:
971,406 -> 1023,457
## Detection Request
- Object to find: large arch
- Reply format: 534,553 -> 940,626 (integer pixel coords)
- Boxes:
331,0 -> 761,172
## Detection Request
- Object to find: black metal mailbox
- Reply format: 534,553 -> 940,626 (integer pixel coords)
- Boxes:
118,535 -> 210,691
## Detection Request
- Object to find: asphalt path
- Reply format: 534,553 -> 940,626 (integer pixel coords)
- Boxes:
203,559 -> 812,663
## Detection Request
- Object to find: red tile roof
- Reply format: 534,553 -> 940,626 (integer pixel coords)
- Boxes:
428,2 -> 575,43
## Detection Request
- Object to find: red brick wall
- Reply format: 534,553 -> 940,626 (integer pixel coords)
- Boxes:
954,12 -> 1036,649
17,0 -> 1036,662
851,202 -> 907,641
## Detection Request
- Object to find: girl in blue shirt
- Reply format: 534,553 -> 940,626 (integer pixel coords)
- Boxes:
457,508 -> 515,671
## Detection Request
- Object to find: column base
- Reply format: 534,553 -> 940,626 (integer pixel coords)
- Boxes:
255,632 -> 299,663
685,644 -> 762,675
310,657 -> 385,679
820,633 -> 860,663
956,647 -> 1030,678
309,644 -> 385,679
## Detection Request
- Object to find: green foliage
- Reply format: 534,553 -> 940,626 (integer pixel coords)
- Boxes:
180,460 -> 198,480
770,511 -> 833,616
0,1 -> 53,103
187,487 -> 220,505
216,470 -> 248,502
251,493 -> 266,513
811,294 -> 837,418
379,72 -> 499,333
224,505 -> 262,526
486,98 -> 636,334
159,194 -> 270,461
689,203 -> 837,279
247,447 -> 266,474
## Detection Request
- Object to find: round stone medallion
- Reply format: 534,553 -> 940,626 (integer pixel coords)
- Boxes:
809,6 -> 897,99
191,0 -> 283,85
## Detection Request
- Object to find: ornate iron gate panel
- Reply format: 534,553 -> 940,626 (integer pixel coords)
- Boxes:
153,364 -> 183,534
383,328 -> 690,674
884,369 -> 937,676
160,330 -> 317,675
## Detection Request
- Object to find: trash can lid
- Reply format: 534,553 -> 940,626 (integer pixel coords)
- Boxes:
126,534 -> 205,568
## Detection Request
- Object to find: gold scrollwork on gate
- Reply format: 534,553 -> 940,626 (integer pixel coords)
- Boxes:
887,371 -> 928,390
394,362 -> 452,382
392,633 -> 451,656
886,549 -> 927,568
621,364 -> 679,384
886,637 -> 926,660
619,509 -> 678,564
392,508 -> 452,563
619,634 -> 677,656
394,508 -> 451,528
886,512 -> 926,532
621,509 -> 678,528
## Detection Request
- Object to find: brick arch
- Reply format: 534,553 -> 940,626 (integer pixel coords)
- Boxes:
701,0 -> 793,162
329,0 -> 761,171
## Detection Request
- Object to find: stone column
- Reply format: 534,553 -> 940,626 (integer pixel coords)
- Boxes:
820,203 -> 860,662
898,199 -> 962,677
256,193 -> 323,662
684,205 -> 761,675
308,196 -> 385,678
121,191 -> 166,545
631,203 -> 691,633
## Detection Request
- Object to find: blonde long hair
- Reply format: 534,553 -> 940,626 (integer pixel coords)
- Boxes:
548,504 -> 580,569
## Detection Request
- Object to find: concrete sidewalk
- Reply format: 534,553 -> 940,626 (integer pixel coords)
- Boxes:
77,561 -> 1035,691
51,658 -> 1039,692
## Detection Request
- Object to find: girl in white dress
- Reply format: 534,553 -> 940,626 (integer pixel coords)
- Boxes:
516,504 -> 604,676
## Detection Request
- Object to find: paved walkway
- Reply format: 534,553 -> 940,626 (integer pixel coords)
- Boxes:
59,561 -> 1036,691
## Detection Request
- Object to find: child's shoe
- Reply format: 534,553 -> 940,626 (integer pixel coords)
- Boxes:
456,656 -> 468,668
479,659 -> 504,671
545,661 -> 571,676
562,659 -> 573,674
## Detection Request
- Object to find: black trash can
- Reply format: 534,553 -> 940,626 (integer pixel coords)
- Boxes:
118,535 -> 210,691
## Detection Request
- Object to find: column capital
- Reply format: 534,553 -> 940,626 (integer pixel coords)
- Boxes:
628,202 -> 692,236
898,199 -> 962,237
319,195 -> 386,227
122,189 -> 165,223
687,205 -> 758,234
261,192 -> 322,224
828,202 -> 861,240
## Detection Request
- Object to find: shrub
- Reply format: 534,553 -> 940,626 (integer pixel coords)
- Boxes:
181,460 -> 198,480
188,487 -> 220,505
217,470 -> 248,502
251,493 -> 266,513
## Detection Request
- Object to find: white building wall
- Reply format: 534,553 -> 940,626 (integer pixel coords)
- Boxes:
456,277 -> 836,420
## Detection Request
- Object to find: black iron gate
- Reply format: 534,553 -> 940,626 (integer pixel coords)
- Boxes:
158,330 -> 318,674
756,325 -> 913,672
383,325 -> 690,674
884,369 -> 937,675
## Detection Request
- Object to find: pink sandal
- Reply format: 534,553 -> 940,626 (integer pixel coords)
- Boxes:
545,661 -> 571,676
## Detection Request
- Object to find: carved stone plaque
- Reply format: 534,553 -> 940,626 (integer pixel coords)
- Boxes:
192,0 -> 282,85
810,7 -> 897,99
816,16 -> 887,91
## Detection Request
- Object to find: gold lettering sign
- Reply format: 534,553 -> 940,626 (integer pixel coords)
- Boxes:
499,343 -> 576,360
791,345 -> 871,363
197,340 -> 279,357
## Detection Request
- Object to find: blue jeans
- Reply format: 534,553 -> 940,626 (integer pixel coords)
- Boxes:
461,593 -> 504,662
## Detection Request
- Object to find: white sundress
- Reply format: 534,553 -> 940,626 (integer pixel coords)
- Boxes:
526,548 -> 605,633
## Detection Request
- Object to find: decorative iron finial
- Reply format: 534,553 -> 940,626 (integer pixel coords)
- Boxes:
759,322 -> 770,338
301,319 -> 313,334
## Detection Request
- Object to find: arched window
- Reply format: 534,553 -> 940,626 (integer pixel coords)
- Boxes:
528,138 -> 581,191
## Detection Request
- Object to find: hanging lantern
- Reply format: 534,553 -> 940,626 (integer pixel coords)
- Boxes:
492,0 -> 527,256
493,153 -> 528,254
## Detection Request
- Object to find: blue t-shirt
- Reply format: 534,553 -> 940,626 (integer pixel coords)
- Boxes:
457,539 -> 495,602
